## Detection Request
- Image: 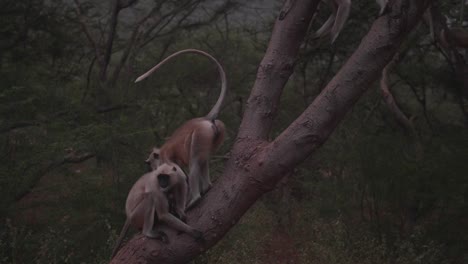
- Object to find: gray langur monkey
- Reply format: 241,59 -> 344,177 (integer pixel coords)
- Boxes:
136,49 -> 226,209
110,163 -> 202,259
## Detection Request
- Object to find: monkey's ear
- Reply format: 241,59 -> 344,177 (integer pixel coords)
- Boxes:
158,174 -> 170,189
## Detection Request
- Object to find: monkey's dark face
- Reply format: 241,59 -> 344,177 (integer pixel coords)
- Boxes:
158,174 -> 171,189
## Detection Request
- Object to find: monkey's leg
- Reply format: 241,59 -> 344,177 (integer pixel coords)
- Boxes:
142,197 -> 167,240
187,160 -> 202,208
199,160 -> 212,195
174,180 -> 188,221
153,190 -> 202,239
141,193 -> 157,238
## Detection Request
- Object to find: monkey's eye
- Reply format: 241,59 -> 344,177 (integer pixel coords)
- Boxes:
153,153 -> 159,159
172,166 -> 177,172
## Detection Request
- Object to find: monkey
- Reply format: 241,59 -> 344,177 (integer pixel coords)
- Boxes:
145,147 -> 161,172
136,49 -> 226,209
312,0 -> 351,43
110,163 -> 202,259
144,147 -> 183,217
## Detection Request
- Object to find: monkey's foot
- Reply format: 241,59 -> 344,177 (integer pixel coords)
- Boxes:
186,195 -> 201,209
145,230 -> 169,244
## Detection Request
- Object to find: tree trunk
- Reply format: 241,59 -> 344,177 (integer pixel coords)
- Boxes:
110,0 -> 432,263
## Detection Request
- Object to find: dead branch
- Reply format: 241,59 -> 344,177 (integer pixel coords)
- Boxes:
380,53 -> 416,134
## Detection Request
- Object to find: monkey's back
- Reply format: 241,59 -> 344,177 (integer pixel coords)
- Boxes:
160,118 -> 206,165
125,172 -> 154,227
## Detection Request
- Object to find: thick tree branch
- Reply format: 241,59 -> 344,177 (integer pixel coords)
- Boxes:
238,0 -> 320,140
259,0 -> 431,189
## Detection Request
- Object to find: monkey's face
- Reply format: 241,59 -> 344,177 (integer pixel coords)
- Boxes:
155,163 -> 179,192
145,147 -> 162,172
158,174 -> 170,189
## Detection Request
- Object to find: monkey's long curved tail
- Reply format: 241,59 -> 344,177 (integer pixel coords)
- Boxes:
135,49 -> 227,121
110,219 -> 131,259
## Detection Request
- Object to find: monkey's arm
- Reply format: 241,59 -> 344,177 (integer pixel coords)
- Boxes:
142,193 -> 157,237
153,189 -> 202,238
174,179 -> 188,221
158,212 -> 202,239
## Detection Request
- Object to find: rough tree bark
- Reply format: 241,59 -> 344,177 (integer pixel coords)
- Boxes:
110,0 -> 432,263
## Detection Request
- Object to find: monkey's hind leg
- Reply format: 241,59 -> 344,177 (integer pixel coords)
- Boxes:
187,158 -> 202,208
199,160 -> 211,195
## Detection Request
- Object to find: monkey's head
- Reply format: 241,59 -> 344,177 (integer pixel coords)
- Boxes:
155,162 -> 183,192
145,147 -> 161,172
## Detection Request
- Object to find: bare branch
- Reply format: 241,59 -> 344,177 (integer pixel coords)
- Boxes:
15,152 -> 95,202
0,121 -> 40,133
380,53 -> 416,134
73,0 -> 102,64
81,55 -> 97,103
100,0 -> 120,81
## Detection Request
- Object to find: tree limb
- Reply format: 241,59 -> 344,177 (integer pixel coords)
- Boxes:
237,0 -> 320,140
14,152 -> 95,202
0,121 -> 40,134
259,0 -> 430,181
380,53 -> 416,134
100,0 -> 120,81
73,0 -> 102,65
